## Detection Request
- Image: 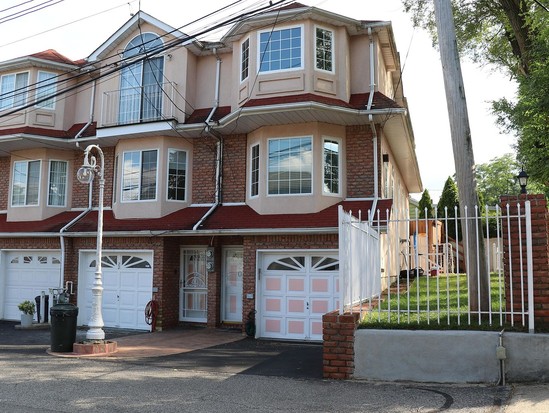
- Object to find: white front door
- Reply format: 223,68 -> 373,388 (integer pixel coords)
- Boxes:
79,252 -> 153,330
258,251 -> 339,341
2,251 -> 61,320
179,248 -> 208,322
222,248 -> 243,323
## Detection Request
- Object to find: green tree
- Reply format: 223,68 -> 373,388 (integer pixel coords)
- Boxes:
437,177 -> 461,240
418,189 -> 434,219
475,153 -> 520,205
402,0 -> 549,190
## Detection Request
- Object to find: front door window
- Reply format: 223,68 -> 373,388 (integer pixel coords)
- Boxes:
222,248 -> 243,322
180,249 -> 208,322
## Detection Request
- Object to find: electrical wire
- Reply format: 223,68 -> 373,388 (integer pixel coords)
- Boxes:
0,0 -> 290,122
0,0 -> 65,25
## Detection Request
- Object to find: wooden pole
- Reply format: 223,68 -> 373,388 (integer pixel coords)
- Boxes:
433,0 -> 489,312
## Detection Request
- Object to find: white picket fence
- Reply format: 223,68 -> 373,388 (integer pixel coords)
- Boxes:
338,202 -> 534,331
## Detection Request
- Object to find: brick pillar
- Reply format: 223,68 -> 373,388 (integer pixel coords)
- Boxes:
500,194 -> 549,330
322,312 -> 359,379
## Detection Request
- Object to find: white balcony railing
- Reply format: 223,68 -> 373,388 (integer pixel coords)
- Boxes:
100,82 -> 178,127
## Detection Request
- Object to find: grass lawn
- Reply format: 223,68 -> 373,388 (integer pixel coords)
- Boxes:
358,273 -> 527,331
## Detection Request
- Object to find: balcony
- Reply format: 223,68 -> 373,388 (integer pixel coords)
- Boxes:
100,82 -> 178,128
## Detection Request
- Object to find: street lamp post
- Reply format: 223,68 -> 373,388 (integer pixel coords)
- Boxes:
77,144 -> 105,341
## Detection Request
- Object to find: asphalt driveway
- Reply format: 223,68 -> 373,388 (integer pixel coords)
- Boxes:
0,321 -> 323,379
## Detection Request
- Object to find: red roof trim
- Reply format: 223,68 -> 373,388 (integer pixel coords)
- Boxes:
0,200 -> 392,235
0,122 -> 97,139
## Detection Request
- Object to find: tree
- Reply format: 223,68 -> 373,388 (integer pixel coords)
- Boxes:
402,0 -> 549,189
437,176 -> 461,240
475,153 -> 520,205
418,189 -> 434,218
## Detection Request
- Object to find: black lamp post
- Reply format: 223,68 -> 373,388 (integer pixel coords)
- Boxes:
517,167 -> 529,194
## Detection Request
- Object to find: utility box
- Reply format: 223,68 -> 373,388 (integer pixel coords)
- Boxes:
50,304 -> 79,353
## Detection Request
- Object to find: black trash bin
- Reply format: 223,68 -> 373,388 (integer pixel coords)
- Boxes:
50,304 -> 78,353
35,295 -> 49,323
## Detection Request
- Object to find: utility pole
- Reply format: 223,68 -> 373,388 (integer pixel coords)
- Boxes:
433,0 -> 490,312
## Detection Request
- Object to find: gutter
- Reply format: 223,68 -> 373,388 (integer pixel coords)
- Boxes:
193,47 -> 223,231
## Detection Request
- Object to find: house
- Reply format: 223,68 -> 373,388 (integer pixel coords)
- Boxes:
0,3 -> 422,341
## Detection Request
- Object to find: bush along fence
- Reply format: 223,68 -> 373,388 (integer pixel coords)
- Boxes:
324,194 -> 549,380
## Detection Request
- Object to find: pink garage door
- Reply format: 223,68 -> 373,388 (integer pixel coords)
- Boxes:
259,252 -> 339,341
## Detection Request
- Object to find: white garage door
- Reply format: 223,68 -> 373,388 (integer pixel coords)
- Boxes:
78,252 -> 153,331
258,252 -> 339,341
3,251 -> 61,321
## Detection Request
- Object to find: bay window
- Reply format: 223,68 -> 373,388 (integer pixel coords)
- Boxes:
259,26 -> 302,72
323,139 -> 340,195
36,71 -> 57,109
167,149 -> 187,201
47,160 -> 68,206
122,150 -> 158,201
268,137 -> 312,195
0,72 -> 28,110
12,160 -> 40,206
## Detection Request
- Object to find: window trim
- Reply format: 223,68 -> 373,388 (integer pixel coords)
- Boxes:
322,137 -> 341,196
240,37 -> 250,82
166,148 -> 188,203
11,159 -> 41,207
257,25 -> 304,74
0,71 -> 29,110
121,149 -> 159,203
266,136 -> 313,197
47,159 -> 68,207
250,143 -> 260,198
314,25 -> 335,74
35,71 -> 57,109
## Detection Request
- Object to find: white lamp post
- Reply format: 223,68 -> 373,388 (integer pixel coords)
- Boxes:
77,144 -> 105,341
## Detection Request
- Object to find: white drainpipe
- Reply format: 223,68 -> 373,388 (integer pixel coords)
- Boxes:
367,27 -> 378,221
194,48 -> 223,231
55,78 -> 97,306
58,183 -> 93,299
75,79 -> 96,143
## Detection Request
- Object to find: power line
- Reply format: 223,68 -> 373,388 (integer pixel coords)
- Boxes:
0,0 -> 65,25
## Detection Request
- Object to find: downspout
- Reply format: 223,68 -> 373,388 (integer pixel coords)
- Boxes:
193,48 -> 223,231
57,78 -> 96,301
75,79 -> 96,143
59,183 -> 93,290
367,27 -> 378,222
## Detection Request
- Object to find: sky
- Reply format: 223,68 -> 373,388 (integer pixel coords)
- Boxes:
0,0 -> 517,202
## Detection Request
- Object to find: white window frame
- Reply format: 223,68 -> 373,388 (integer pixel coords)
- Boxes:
267,136 -> 313,196
322,137 -> 341,196
166,148 -> 188,202
314,26 -> 335,74
0,71 -> 29,110
47,160 -> 68,207
11,160 -> 41,207
35,71 -> 57,109
113,155 -> 119,204
257,25 -> 304,74
121,149 -> 158,202
240,37 -> 250,82
250,143 -> 260,198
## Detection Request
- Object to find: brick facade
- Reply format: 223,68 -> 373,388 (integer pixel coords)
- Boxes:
221,134 -> 247,203
500,194 -> 549,330
345,125 -> 380,198
0,157 -> 8,211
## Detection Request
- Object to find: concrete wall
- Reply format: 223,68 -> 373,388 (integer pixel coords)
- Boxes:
354,329 -> 549,383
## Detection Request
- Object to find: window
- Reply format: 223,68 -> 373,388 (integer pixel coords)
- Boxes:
113,156 -> 119,204
250,144 -> 259,197
48,160 -> 67,206
119,33 -> 164,124
268,137 -> 312,195
0,72 -> 28,110
36,71 -> 57,109
122,150 -> 158,201
12,160 -> 40,206
259,27 -> 302,72
241,38 -> 250,81
167,149 -> 187,201
315,27 -> 334,72
323,139 -> 340,195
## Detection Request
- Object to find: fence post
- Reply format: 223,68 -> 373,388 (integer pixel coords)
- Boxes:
500,194 -> 549,332
322,311 -> 359,379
